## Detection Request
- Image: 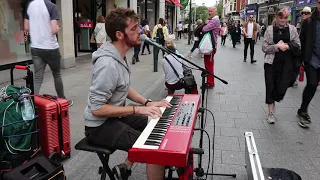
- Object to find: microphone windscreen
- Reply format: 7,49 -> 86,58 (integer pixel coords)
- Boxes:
140,34 -> 148,42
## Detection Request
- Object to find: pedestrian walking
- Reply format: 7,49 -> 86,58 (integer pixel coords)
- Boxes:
297,2 -> 320,128
262,8 -> 301,124
24,0 -> 73,106
242,14 -> 258,63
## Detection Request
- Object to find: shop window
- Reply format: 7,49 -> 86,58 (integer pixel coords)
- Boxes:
0,0 -> 31,66
137,0 -> 157,29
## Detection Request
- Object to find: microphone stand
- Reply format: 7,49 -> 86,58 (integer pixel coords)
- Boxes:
153,43 -> 236,179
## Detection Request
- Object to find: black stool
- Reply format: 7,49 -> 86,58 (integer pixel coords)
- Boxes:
75,137 -> 116,180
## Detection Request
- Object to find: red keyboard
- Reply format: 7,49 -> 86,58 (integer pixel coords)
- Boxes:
128,94 -> 200,167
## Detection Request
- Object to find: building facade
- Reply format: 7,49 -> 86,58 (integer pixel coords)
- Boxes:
0,0 -> 181,74
222,0 -> 241,24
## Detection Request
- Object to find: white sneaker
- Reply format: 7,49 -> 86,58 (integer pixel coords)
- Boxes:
266,113 -> 276,124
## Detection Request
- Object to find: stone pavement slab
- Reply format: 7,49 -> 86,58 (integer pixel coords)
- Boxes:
2,37 -> 320,179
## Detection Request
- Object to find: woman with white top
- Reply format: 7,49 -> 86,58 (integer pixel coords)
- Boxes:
94,15 -> 107,48
141,19 -> 151,55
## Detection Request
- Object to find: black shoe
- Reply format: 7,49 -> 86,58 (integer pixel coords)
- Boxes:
297,109 -> 311,124
132,57 -> 136,64
251,60 -> 257,64
112,163 -> 131,180
136,58 -> 140,62
243,58 -> 246,62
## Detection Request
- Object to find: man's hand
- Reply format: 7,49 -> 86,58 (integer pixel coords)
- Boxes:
135,106 -> 162,119
147,99 -> 172,108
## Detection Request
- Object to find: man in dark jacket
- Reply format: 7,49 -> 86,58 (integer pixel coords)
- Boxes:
297,3 -> 320,128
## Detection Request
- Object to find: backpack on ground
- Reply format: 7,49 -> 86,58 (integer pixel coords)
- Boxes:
0,85 -> 37,170
199,32 -> 213,55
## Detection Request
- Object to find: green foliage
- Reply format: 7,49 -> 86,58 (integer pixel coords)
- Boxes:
188,6 -> 209,23
217,0 -> 223,18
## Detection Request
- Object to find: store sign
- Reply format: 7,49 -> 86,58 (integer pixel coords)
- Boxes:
78,22 -> 94,29
296,0 -> 317,6
246,9 -> 256,15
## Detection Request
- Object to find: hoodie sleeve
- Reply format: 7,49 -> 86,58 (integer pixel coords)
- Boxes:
88,58 -> 118,111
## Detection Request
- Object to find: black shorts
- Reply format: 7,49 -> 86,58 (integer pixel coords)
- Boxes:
85,115 -> 148,151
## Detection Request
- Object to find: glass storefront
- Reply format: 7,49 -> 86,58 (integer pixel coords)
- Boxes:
0,0 -> 31,67
137,0 -> 158,29
73,0 -> 106,53
165,3 -> 175,33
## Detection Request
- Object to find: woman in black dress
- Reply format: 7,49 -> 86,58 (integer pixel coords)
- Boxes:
262,8 -> 301,124
230,21 -> 241,48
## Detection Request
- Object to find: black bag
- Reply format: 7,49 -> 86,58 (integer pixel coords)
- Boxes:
263,168 -> 301,180
164,56 -> 197,93
156,25 -> 165,42
2,155 -> 65,180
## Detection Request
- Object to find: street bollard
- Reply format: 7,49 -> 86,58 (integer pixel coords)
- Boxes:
153,37 -> 160,72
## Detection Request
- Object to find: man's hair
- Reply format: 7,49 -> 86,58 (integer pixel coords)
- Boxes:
105,8 -> 139,42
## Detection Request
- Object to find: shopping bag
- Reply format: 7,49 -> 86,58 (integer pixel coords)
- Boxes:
198,33 -> 213,55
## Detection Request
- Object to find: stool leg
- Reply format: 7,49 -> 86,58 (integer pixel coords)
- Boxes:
97,153 -> 116,180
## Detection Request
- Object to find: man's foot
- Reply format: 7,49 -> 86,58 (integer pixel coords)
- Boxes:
141,53 -> 146,55
297,109 -> 311,125
188,52 -> 192,58
136,58 -> 140,62
112,163 -> 131,180
132,57 -> 136,64
149,51 -> 151,54
243,58 -> 246,62
68,100 -> 73,107
293,81 -> 298,88
251,60 -> 257,64
266,113 -> 276,124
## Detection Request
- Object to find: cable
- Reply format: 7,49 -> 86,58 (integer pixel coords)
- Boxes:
194,128 -> 211,180
201,108 -> 215,180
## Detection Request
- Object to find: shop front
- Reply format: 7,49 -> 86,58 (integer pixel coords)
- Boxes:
137,0 -> 158,29
165,2 -> 175,34
73,0 -> 106,55
258,6 -> 268,25
0,0 -> 32,70
246,3 -> 258,22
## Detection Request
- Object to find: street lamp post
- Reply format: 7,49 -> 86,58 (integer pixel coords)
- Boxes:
188,0 -> 192,45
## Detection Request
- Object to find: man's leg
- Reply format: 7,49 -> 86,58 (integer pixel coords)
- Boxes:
147,164 -> 165,180
31,48 -> 47,95
119,115 -> 165,180
243,38 -> 250,62
203,50 -> 215,87
250,38 -> 256,63
300,64 -> 319,111
45,49 -> 67,99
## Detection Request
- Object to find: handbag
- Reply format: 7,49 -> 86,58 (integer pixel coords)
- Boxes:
164,56 -> 196,91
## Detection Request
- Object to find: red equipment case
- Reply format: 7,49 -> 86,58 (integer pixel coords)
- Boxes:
34,95 -> 71,160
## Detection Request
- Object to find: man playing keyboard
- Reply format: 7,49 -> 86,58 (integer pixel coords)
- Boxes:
83,8 -> 171,180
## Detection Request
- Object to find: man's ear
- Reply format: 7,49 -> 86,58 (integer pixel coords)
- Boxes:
116,31 -> 124,40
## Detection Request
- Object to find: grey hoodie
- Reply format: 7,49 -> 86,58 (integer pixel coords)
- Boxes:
84,42 -> 131,127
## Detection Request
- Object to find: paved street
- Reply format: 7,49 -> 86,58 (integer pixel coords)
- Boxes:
2,37 -> 320,179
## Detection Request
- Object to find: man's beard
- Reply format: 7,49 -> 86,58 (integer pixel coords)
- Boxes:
124,33 -> 141,48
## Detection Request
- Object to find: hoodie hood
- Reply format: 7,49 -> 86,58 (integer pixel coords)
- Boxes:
92,41 -> 130,73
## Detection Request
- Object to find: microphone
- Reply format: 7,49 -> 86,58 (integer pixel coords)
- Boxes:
140,34 -> 164,49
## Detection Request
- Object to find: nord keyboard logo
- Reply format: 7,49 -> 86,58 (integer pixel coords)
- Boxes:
161,139 -> 168,149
